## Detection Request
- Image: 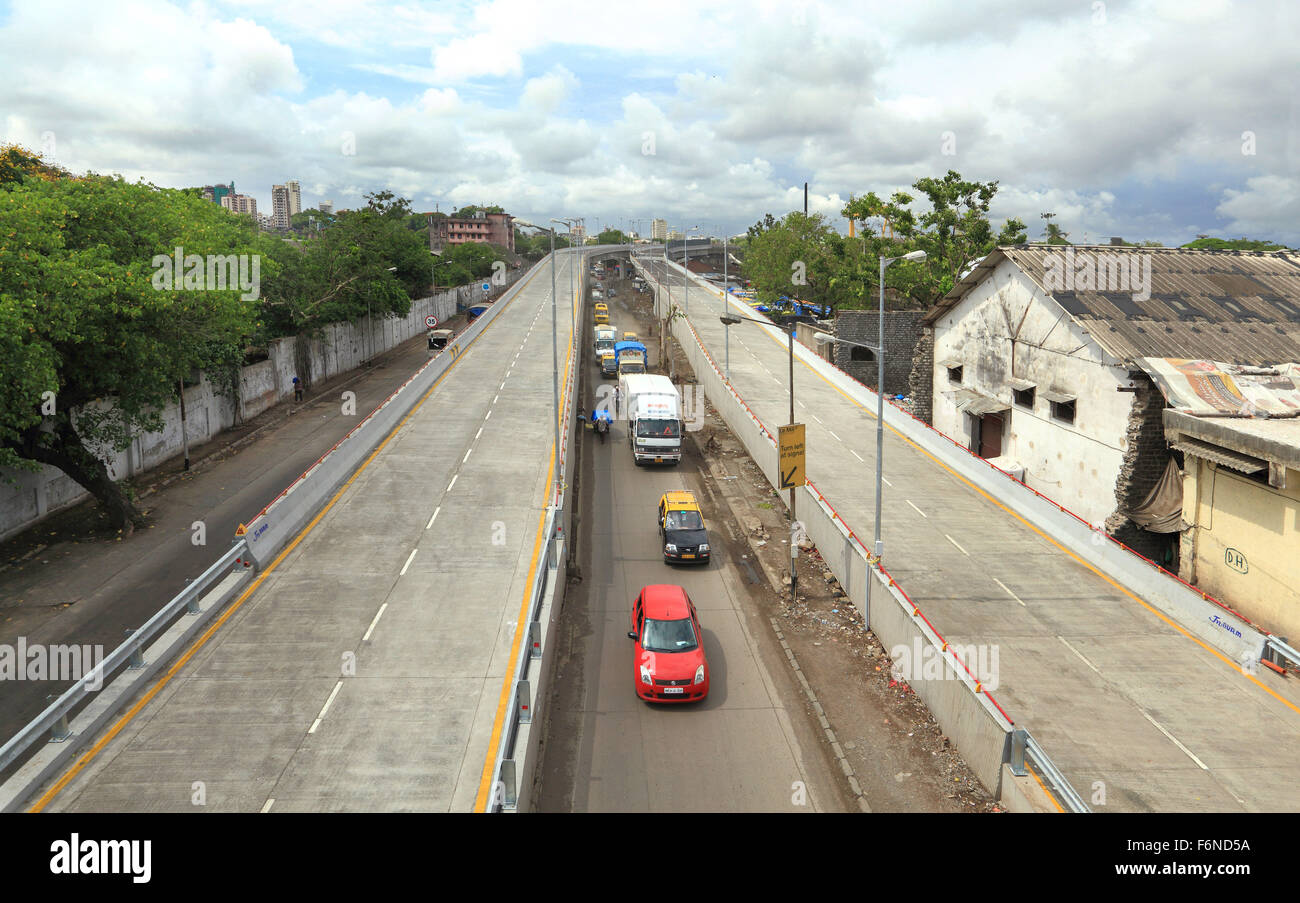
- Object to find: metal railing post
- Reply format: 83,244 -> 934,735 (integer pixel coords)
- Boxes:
126,629 -> 145,670
517,679 -> 532,724
1010,728 -> 1028,776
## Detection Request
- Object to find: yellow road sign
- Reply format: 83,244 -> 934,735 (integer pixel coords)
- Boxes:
778,423 -> 805,489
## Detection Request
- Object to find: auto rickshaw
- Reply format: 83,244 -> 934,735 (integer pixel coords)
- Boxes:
427,328 -> 453,351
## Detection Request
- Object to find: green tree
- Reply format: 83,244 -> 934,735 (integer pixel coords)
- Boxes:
0,173 -> 266,530
1181,236 -> 1289,251
838,171 -> 1026,309
364,190 -> 413,220
260,204 -> 424,337
290,208 -> 334,236
743,212 -> 841,312
596,228 -> 628,245
452,204 -> 504,218
1040,212 -> 1070,245
747,213 -> 779,241
0,143 -> 64,186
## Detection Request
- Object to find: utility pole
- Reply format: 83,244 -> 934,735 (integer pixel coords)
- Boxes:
788,326 -> 796,602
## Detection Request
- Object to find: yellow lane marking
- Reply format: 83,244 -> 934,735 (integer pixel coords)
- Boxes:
475,273 -> 580,811
30,265 -> 545,813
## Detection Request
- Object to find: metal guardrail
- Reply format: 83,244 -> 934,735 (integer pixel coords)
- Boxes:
487,248 -> 586,811
486,507 -> 559,811
1265,635 -> 1299,670
1009,729 -> 1091,812
0,539 -> 251,776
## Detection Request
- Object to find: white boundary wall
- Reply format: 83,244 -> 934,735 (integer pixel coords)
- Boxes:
0,270 -> 530,541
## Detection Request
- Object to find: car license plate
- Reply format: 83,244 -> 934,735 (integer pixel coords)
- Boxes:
664,687 -> 684,694
682,553 -> 695,559
655,457 -> 663,463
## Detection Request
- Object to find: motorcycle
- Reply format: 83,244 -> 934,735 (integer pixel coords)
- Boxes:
595,417 -> 609,443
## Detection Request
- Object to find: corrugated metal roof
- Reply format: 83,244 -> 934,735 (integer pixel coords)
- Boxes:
1171,439 -> 1267,474
946,387 -> 1010,416
937,357 -> 962,368
1040,389 -> 1076,404
1006,377 -> 1036,391
924,246 -> 1300,366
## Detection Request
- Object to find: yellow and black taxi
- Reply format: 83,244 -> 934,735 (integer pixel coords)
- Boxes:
622,331 -> 639,342
594,302 -> 609,324
600,351 -> 619,378
657,490 -> 710,564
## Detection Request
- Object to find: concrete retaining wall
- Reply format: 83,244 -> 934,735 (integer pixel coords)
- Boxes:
0,270 -> 530,542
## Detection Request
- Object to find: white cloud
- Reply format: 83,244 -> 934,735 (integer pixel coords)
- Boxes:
0,0 -> 1294,245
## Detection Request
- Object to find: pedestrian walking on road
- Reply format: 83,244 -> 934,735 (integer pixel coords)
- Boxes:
293,375 -> 304,402
613,385 -> 621,419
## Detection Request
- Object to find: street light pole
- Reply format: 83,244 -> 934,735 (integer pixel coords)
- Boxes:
682,229 -> 688,318
876,254 -> 886,562
722,311 -> 799,601
548,227 -> 559,502
723,234 -> 730,380
812,246 -> 926,625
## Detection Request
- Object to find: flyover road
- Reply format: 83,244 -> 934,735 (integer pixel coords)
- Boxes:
533,268 -> 847,812
639,255 -> 1300,813
36,251 -> 583,812
0,307 -> 482,756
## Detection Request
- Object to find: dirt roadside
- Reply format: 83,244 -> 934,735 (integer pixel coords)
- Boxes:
627,279 -> 1001,812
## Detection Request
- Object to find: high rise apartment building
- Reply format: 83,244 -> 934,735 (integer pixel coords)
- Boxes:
271,180 -> 302,229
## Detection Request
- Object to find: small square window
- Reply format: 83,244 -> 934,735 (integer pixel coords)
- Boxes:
947,365 -> 963,383
1013,387 -> 1035,408
1050,399 -> 1076,424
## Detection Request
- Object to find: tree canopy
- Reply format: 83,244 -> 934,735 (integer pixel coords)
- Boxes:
0,145 -> 508,530
0,172 -> 266,529
739,170 -> 1027,315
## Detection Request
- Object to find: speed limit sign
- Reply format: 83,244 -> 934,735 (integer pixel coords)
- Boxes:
425,315 -> 438,328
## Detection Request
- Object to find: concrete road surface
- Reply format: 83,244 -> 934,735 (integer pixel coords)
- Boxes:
534,272 -> 848,812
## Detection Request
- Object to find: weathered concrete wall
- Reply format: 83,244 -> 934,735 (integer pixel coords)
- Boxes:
832,310 -> 923,397
931,259 -> 1133,527
0,269 -> 529,541
794,322 -> 831,360
1181,457 -> 1300,642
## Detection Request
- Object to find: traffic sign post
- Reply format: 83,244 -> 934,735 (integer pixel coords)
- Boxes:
778,423 -> 805,490
425,315 -> 439,329
779,422 -> 805,604
481,282 -> 491,293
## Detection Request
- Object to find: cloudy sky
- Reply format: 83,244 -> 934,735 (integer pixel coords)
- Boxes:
2,0 -> 1296,245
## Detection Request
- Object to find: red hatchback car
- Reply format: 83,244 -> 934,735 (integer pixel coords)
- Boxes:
628,585 -> 709,703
